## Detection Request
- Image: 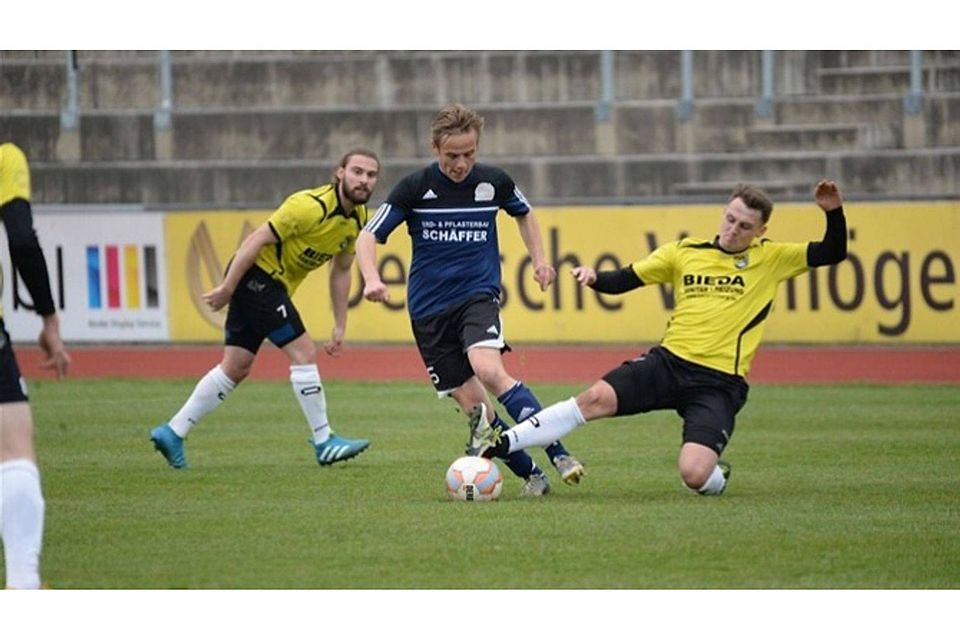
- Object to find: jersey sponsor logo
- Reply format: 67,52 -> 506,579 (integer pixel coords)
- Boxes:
734,255 -> 749,269
474,182 -> 495,202
419,219 -> 491,244
422,189 -> 438,200
300,246 -> 334,268
421,228 -> 488,243
682,274 -> 746,287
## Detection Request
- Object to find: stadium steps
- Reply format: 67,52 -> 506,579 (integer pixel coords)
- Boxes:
3,50 -> 959,205
7,51 -> 957,112
818,61 -> 960,96
25,148 -> 960,207
672,179 -> 813,199
6,93 -> 959,165
746,123 -> 899,151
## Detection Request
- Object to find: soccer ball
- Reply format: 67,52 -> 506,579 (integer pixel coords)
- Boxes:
445,456 -> 503,502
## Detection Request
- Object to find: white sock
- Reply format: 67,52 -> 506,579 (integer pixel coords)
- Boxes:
168,365 -> 236,437
505,398 -> 586,454
290,364 -> 331,444
696,465 -> 727,495
1,459 -> 45,589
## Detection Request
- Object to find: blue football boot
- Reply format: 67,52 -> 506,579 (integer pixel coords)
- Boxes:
312,433 -> 370,466
150,424 -> 187,469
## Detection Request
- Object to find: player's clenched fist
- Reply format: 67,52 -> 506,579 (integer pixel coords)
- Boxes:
815,180 -> 843,212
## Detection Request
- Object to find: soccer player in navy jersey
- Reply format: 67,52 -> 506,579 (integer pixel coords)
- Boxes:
149,149 -> 380,470
1,142 -> 71,588
357,104 -> 584,496
468,180 -> 847,496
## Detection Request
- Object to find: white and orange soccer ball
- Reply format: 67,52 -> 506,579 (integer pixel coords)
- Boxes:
445,455 -> 503,502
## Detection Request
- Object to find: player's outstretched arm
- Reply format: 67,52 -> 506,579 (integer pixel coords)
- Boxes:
807,180 -> 847,267
579,265 -> 644,294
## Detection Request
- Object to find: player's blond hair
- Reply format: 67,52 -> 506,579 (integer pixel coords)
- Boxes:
730,183 -> 774,223
430,103 -> 484,146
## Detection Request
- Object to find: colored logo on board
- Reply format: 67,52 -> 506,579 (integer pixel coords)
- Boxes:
86,244 -> 160,309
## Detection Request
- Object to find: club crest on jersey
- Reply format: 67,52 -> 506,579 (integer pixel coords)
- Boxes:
734,254 -> 749,269
474,182 -> 495,202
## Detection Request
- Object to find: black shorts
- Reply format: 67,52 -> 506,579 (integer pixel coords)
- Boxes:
601,346 -> 749,454
0,320 -> 29,403
224,265 -> 306,353
410,294 -> 508,395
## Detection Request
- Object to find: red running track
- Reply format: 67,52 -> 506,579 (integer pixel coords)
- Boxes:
14,344 -> 960,385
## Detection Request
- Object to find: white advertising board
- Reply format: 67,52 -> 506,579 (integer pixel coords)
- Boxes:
1,206 -> 169,342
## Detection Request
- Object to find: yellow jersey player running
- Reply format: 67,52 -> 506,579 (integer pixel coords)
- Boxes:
150,149 -> 380,469
468,180 -> 847,496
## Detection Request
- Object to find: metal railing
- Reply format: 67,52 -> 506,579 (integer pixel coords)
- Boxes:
53,51 -> 935,135
592,50 -> 929,123
59,51 -> 79,130
904,50 -> 924,115
154,50 -> 173,130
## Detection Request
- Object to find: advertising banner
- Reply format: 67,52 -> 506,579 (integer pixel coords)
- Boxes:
505,201 -> 960,343
165,210 -> 419,343
2,207 -> 169,342
164,201 -> 959,344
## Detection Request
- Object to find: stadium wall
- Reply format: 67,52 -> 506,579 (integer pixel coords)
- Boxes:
2,201 -> 958,345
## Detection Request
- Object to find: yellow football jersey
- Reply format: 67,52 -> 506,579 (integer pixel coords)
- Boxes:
254,184 -> 368,295
1,142 -> 34,320
0,142 -> 31,207
631,236 -> 809,377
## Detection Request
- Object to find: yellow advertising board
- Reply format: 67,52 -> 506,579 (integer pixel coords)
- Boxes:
165,210 -> 416,342
166,201 -> 959,344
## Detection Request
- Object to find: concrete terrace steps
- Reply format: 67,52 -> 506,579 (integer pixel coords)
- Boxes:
25,148 -> 960,206
672,179 -> 813,198
747,122 -> 899,151
818,62 -> 960,95
6,93 -> 958,166
3,50 -> 958,205
5,50 -> 958,111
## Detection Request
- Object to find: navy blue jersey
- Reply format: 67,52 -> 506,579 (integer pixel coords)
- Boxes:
365,162 -> 531,320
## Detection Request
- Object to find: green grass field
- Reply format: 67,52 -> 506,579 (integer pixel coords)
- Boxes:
17,378 -> 960,589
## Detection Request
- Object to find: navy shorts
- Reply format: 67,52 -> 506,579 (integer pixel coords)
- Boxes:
224,265 -> 306,354
601,346 -> 749,454
0,321 -> 29,403
410,294 -> 508,394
